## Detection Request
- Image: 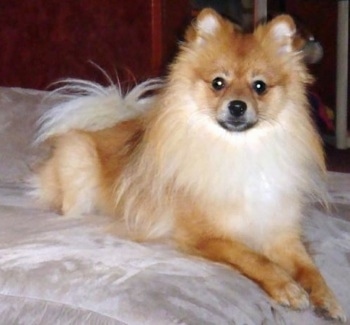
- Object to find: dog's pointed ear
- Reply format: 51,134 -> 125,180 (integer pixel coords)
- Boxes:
255,15 -> 296,54
185,8 -> 224,43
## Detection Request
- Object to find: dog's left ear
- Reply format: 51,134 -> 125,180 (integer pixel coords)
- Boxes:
255,15 -> 296,54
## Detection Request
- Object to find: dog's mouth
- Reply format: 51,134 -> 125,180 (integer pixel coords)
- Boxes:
218,119 -> 256,132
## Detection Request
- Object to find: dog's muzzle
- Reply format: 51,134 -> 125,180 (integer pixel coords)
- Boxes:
218,100 -> 257,132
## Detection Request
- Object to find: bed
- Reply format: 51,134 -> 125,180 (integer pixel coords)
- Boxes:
0,87 -> 349,324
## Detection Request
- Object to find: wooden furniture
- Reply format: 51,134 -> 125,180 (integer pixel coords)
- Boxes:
0,1 -> 190,89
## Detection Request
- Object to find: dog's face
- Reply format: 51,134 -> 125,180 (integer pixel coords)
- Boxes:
171,9 -> 310,132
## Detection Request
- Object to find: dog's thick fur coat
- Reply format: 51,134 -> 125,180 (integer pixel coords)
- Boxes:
33,9 -> 346,322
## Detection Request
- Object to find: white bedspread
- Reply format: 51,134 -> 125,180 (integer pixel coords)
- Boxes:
0,87 -> 349,324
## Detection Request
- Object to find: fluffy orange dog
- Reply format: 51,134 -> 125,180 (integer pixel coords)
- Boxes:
33,9 -> 345,322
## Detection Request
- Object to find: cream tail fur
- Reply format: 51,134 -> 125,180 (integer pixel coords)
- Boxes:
35,78 -> 163,143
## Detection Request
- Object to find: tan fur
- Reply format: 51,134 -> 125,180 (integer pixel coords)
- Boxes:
34,9 -> 345,322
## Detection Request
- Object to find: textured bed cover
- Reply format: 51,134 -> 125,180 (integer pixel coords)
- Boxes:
0,87 -> 349,324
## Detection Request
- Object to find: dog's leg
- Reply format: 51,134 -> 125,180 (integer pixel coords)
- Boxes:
51,132 -> 100,216
33,157 -> 62,212
193,237 -> 310,310
264,235 -> 346,322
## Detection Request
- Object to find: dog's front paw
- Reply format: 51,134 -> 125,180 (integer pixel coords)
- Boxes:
268,280 -> 310,310
312,294 -> 347,323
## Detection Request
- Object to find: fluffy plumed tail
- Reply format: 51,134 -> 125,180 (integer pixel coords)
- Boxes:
36,78 -> 163,143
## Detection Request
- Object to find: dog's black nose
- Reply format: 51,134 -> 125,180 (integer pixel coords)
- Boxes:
228,100 -> 247,117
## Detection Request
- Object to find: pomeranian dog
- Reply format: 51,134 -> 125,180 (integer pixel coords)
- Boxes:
33,9 -> 345,322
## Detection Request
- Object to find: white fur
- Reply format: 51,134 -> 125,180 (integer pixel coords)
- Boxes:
36,78 -> 163,143
197,14 -> 219,36
273,22 -> 294,39
271,22 -> 296,54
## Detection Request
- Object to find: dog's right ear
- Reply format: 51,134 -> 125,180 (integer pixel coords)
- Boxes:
185,8 -> 224,43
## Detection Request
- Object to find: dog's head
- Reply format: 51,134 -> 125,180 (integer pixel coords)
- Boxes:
170,9 -> 311,132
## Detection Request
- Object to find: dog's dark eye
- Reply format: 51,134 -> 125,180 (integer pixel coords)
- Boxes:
252,80 -> 267,95
212,77 -> 226,91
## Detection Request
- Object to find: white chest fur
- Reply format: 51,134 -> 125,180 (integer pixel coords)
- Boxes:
158,109 -> 319,249
196,128 -> 303,248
